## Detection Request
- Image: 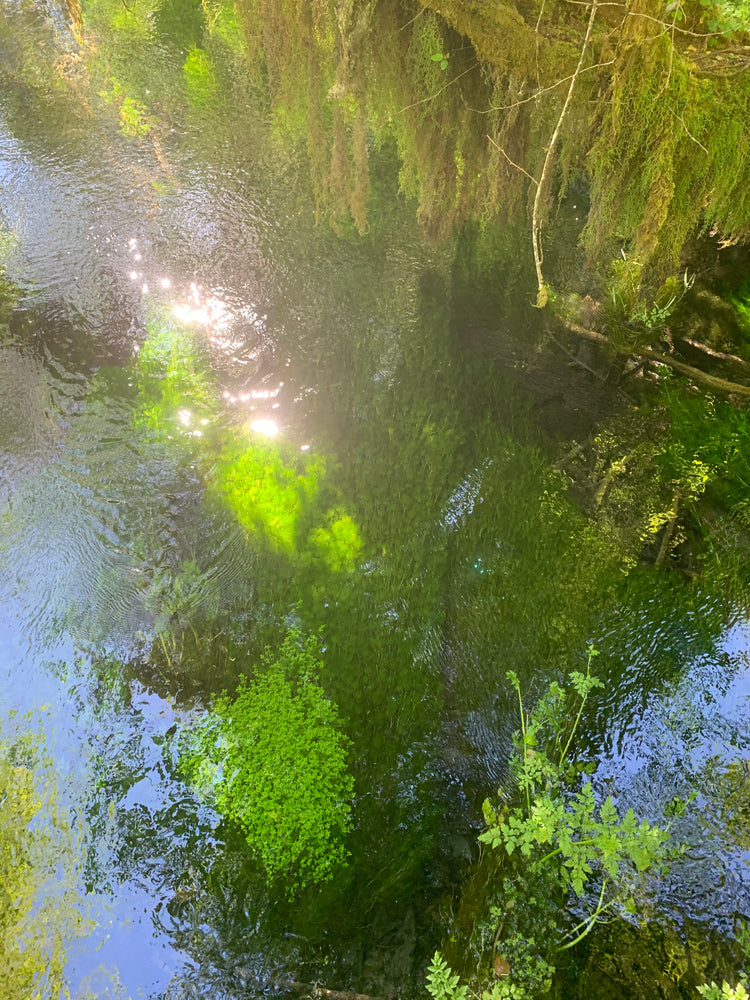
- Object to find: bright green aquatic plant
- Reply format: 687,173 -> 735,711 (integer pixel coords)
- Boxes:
119,96 -> 152,138
307,506 -> 363,572
183,47 -> 218,108
214,436 -> 325,555
135,312 -> 217,437
213,434 -> 363,570
178,630 -> 354,893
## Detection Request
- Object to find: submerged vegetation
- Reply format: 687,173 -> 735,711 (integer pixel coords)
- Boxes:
1,0 -> 750,995
178,630 -> 354,892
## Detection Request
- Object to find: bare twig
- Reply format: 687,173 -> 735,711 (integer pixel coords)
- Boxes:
487,134 -> 538,185
463,60 -> 615,114
670,109 -> 709,152
549,333 -> 607,380
624,10 -> 734,37
532,0 -> 599,307
397,63 -> 479,114
397,7 -> 424,31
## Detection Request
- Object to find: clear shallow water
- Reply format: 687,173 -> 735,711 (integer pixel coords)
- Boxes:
0,3 -> 749,997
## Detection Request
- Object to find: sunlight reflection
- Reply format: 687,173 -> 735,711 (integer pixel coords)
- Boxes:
173,283 -> 233,338
123,244 -> 269,373
250,419 -> 279,437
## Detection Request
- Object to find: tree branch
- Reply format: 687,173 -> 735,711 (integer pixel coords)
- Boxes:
463,60 -> 615,114
397,63 -> 479,114
487,134 -> 538,185
559,319 -> 750,397
532,0 -> 599,308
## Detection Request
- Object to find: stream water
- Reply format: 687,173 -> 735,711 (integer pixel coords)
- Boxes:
1,2 -> 750,997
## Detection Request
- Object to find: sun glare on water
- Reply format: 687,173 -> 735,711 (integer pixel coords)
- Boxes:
250,419 -> 279,437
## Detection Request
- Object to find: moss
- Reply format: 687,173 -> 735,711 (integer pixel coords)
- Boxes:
183,46 -> 218,107
119,94 -> 151,136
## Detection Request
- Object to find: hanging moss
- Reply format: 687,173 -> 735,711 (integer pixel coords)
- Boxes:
226,0 -> 750,303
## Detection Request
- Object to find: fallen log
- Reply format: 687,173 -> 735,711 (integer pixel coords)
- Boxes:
559,319 -> 750,398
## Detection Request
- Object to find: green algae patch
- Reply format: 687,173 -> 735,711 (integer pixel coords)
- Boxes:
0,728 -> 94,1000
214,435 -> 325,555
134,313 -> 217,439
183,47 -> 218,108
178,630 -> 354,893
212,433 -> 364,570
308,507 -> 363,573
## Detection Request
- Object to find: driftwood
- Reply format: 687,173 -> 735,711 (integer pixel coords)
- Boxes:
559,319 -> 750,398
679,337 -> 750,370
283,982 -> 388,1000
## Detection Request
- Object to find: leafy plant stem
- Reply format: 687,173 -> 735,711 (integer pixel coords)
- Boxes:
555,879 -> 612,952
558,647 -> 595,767
517,678 -> 531,813
537,837 -> 598,867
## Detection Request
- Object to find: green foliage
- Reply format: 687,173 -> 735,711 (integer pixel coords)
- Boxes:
119,96 -> 152,138
135,312 -> 216,436
427,952 -> 470,1000
480,653 -> 669,940
562,376 -> 750,582
605,262 -> 695,351
479,647 -> 667,984
429,654 -> 673,1000
142,559 -> 219,631
214,436 -> 326,555
0,730 -> 92,999
183,47 -> 218,108
307,507 -> 363,571
698,0 -> 750,34
428,938 -> 553,1000
698,981 -> 750,1000
213,434 -> 363,571
179,630 -> 354,892
202,0 -> 245,51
